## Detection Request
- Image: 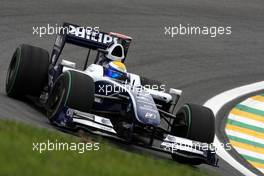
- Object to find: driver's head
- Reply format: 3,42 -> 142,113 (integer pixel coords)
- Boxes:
104,61 -> 127,79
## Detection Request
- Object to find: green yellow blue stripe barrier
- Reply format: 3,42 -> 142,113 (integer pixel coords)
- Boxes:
225,94 -> 264,173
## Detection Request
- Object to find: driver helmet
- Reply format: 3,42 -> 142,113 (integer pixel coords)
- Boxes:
104,61 -> 127,79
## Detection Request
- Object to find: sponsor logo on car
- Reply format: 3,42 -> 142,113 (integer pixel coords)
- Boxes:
68,25 -> 118,44
145,112 -> 156,119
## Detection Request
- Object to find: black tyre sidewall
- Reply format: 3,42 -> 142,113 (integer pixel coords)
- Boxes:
6,47 -> 21,97
171,104 -> 215,164
6,44 -> 50,97
172,104 -> 215,143
46,73 -> 69,119
47,70 -> 95,120
186,103 -> 215,143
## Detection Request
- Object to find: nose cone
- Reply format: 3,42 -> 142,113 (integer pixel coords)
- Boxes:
137,109 -> 161,126
131,90 -> 161,126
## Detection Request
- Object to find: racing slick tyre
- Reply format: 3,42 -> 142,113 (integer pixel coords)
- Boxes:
5,44 -> 50,98
170,103 -> 215,165
46,70 -> 95,120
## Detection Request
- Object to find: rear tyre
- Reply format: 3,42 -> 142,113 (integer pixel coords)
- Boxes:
170,103 -> 215,164
46,70 -> 95,120
6,44 -> 50,98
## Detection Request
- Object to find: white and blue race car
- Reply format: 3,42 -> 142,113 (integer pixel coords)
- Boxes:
5,22 -> 218,166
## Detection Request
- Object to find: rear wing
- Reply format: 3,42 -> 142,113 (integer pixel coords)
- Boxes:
51,22 -> 132,65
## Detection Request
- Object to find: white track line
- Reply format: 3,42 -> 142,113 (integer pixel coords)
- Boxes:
204,80 -> 264,176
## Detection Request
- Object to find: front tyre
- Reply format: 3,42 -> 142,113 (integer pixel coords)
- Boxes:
170,103 -> 215,164
46,70 -> 95,120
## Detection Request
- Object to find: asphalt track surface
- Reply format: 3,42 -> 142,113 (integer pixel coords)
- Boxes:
0,0 -> 264,175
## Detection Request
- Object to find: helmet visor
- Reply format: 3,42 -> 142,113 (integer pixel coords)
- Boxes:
105,68 -> 123,79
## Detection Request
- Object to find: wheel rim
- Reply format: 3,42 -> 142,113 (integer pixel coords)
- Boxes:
6,48 -> 20,94
172,107 -> 190,138
47,77 -> 66,119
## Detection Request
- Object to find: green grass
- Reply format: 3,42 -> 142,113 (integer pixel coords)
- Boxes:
0,119 -> 214,176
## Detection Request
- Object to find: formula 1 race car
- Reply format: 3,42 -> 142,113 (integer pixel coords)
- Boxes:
5,22 -> 218,166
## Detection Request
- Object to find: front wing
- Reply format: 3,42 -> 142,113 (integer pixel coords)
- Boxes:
61,108 -> 218,167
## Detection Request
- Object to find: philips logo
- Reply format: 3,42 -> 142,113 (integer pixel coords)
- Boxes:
68,25 -> 118,44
